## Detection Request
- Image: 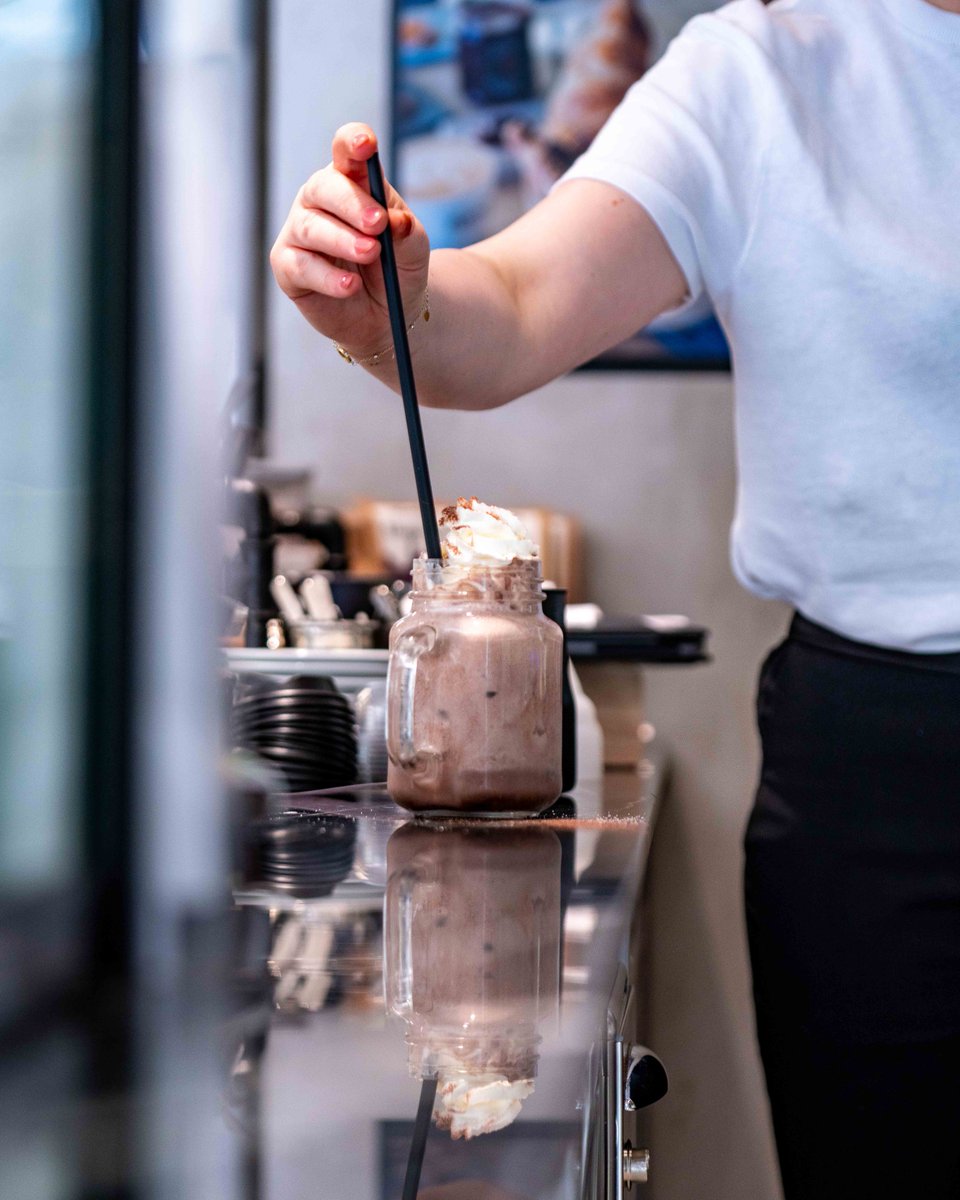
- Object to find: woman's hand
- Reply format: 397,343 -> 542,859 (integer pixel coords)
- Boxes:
272,125 -> 685,410
270,123 -> 430,357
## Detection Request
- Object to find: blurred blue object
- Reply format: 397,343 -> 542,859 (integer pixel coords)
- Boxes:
394,81 -> 451,139
396,1 -> 454,66
649,314 -> 731,361
0,0 -> 94,57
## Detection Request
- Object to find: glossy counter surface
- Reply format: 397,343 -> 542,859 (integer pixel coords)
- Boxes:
228,771 -> 656,1200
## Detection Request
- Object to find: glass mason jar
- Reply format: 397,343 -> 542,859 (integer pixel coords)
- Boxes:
386,558 -> 563,816
384,823 -> 561,1122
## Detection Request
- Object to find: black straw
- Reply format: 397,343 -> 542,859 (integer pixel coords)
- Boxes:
366,152 -> 442,562
401,1075 -> 437,1200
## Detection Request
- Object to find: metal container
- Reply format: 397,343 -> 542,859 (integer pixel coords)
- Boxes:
288,617 -> 377,650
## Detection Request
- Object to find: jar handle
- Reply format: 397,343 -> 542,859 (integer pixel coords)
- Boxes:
385,865 -> 419,1016
387,625 -> 436,769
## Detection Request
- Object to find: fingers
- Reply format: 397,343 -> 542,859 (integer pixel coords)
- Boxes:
287,205 -> 381,266
288,206 -> 416,266
270,243 -> 361,301
271,123 -> 427,304
301,165 -> 389,237
331,122 -> 378,180
272,173 -> 424,301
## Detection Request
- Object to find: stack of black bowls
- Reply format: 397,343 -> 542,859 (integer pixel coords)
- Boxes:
247,811 -> 358,898
231,675 -> 358,792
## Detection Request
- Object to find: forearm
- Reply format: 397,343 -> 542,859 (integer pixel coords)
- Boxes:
359,182 -> 689,409
359,246 -> 528,411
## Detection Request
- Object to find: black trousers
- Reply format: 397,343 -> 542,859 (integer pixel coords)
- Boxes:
744,614 -> 960,1200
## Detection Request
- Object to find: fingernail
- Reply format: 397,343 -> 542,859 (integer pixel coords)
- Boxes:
340,273 -> 355,290
364,207 -> 382,225
352,133 -> 369,150
397,212 -> 413,238
356,236 -> 377,253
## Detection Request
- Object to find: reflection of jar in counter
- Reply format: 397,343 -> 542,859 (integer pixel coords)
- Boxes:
384,823 -> 561,1139
386,557 -> 563,817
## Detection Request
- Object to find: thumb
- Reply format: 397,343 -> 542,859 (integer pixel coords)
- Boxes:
386,205 -> 430,270
388,207 -> 415,241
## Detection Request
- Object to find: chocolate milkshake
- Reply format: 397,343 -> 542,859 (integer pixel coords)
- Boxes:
387,499 -> 563,816
384,822 -> 562,1138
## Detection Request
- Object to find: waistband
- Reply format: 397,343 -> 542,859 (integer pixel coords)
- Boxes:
789,613 -> 960,676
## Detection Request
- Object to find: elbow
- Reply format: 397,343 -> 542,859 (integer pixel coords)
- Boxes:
418,366 -> 516,412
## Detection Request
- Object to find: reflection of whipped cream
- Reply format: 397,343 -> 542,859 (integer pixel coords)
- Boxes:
439,497 -> 539,566
434,1071 -> 535,1139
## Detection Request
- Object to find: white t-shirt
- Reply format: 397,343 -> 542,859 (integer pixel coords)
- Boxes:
561,0 -> 960,652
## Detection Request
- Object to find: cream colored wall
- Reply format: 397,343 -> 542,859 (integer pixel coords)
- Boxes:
269,3 -> 785,1196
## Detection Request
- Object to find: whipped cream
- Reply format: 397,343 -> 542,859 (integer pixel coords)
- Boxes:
439,497 -> 539,566
434,1071 -> 535,1140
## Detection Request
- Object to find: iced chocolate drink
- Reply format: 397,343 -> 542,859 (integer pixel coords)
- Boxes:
384,822 -> 562,1138
387,499 -> 563,816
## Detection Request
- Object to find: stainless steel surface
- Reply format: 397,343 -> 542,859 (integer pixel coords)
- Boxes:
287,615 -> 376,650
230,773 -> 657,1198
605,964 -> 632,1200
270,573 -> 305,624
265,617 -> 285,650
299,573 -> 338,620
370,582 -> 402,623
222,645 -> 389,705
354,682 -> 389,784
623,1145 -> 650,1186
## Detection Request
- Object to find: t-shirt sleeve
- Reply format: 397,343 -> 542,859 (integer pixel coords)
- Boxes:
556,11 -> 769,303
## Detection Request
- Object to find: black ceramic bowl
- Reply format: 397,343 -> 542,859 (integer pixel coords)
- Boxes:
230,675 -> 358,793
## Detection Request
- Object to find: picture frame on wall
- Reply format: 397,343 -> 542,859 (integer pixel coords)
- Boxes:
391,0 -> 730,372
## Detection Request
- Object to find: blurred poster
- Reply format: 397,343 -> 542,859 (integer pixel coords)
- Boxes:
391,0 -> 730,371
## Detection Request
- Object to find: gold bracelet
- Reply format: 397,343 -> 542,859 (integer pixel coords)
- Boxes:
335,290 -> 430,367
